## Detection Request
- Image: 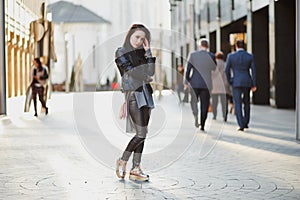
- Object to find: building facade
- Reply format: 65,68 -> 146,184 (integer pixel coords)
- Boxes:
47,1 -> 111,91
170,0 -> 296,108
4,0 -> 42,98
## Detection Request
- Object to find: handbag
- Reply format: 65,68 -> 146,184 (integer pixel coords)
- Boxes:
208,102 -> 212,112
119,102 -> 127,119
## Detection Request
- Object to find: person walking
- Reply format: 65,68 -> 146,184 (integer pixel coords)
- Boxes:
176,64 -> 184,103
185,39 -> 216,131
211,51 -> 229,121
225,40 -> 257,131
114,24 -> 156,181
31,57 -> 49,117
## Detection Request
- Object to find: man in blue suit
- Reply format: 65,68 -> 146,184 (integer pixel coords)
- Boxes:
185,39 -> 216,131
225,40 -> 257,131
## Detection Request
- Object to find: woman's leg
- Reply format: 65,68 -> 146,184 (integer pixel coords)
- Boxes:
121,97 -> 150,167
32,86 -> 38,116
121,136 -> 145,163
121,100 -> 150,181
220,94 -> 228,121
37,87 -> 47,108
132,107 -> 150,167
211,94 -> 218,119
117,93 -> 151,180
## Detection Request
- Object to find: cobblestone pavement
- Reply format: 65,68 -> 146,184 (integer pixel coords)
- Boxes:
0,92 -> 299,200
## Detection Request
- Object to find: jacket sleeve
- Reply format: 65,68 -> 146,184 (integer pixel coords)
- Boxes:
185,54 -> 192,85
184,54 -> 193,84
40,67 -> 49,80
115,47 -> 135,76
225,54 -> 233,85
144,48 -> 156,76
115,47 -> 154,81
250,55 -> 256,87
209,52 -> 217,66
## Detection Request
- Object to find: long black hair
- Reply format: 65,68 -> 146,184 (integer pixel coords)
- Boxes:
34,57 -> 43,70
123,24 -> 151,53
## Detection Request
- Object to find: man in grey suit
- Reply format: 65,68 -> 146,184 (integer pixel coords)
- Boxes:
225,40 -> 257,131
185,39 -> 216,131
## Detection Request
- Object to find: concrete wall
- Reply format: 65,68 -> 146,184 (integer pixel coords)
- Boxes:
1,0 -> 6,114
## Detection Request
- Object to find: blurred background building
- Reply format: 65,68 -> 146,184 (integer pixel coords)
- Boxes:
4,0 -> 42,98
47,1 -> 111,92
2,0 -> 171,95
1,0 -> 300,139
169,0 -> 295,109
46,0 -> 171,92
1,0 -> 297,109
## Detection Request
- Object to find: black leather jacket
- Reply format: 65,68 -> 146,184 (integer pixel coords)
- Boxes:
115,47 -> 156,92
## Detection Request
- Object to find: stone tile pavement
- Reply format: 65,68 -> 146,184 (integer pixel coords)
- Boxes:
0,91 -> 299,199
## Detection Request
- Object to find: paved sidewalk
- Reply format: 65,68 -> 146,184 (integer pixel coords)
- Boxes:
0,91 -> 299,200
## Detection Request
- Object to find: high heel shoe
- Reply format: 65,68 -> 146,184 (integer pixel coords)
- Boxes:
129,165 -> 149,181
116,158 -> 127,179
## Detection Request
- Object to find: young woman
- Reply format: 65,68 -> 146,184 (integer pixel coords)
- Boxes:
211,51 -> 229,121
31,57 -> 48,117
115,24 -> 156,181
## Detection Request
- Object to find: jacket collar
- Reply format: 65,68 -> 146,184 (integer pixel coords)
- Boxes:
236,48 -> 244,51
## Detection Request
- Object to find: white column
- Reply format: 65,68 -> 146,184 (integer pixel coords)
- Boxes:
216,0 -> 221,52
64,32 -> 69,93
216,18 -> 221,52
0,0 -> 6,114
189,3 -> 195,53
296,0 -> 300,140
246,0 -> 253,53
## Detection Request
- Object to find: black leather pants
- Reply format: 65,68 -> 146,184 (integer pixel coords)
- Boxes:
121,92 -> 151,168
32,85 -> 47,113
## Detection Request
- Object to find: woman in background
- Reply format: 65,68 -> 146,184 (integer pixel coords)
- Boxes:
211,51 -> 229,121
31,57 -> 48,117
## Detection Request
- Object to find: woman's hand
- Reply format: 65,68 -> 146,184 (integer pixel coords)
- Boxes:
143,38 -> 150,52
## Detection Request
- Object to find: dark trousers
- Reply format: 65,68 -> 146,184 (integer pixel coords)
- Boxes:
190,88 -> 210,127
122,93 -> 151,168
232,87 -> 251,128
32,85 -> 46,113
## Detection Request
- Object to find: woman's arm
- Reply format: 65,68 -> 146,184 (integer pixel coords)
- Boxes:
115,48 -> 147,80
115,48 -> 134,76
115,48 -> 155,80
145,49 -> 155,76
39,67 -> 49,80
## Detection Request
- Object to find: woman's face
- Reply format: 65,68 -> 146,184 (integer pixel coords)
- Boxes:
33,60 -> 38,67
130,30 -> 146,49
